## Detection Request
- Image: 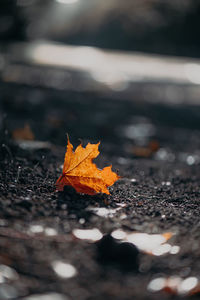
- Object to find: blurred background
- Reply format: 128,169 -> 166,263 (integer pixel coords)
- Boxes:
1,0 -> 200,56
1,0 -> 200,154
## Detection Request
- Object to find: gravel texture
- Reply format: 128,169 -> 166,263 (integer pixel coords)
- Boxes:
0,83 -> 200,300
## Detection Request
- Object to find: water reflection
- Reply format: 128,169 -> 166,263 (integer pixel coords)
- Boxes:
148,276 -> 199,295
116,203 -> 126,207
29,225 -> 58,236
111,229 -> 126,240
44,228 -> 57,236
87,207 -> 121,218
111,230 -> 179,256
51,260 -> 77,278
29,225 -> 44,234
152,243 -> 172,256
148,277 -> 166,292
73,228 -> 103,241
170,246 -> 180,255
161,181 -> 171,186
179,277 -> 199,294
73,228 -> 179,256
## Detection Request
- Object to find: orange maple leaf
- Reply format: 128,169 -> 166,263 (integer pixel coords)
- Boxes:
56,137 -> 120,195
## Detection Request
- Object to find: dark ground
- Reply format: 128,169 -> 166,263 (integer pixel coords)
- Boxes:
0,82 -> 200,300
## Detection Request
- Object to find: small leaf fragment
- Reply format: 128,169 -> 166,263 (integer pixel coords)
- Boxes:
12,124 -> 35,141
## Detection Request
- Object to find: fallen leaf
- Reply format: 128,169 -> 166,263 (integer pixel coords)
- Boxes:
56,137 -> 120,195
12,124 -> 35,141
132,140 -> 159,158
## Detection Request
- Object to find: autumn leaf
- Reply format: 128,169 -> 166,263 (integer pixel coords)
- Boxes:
132,140 -> 159,158
56,137 -> 120,195
12,124 -> 35,141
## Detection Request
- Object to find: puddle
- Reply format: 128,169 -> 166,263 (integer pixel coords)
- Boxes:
24,293 -> 68,300
111,230 -> 179,256
51,260 -> 77,279
73,228 -> 103,242
87,207 -> 122,218
148,276 -> 200,296
73,228 -> 178,256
